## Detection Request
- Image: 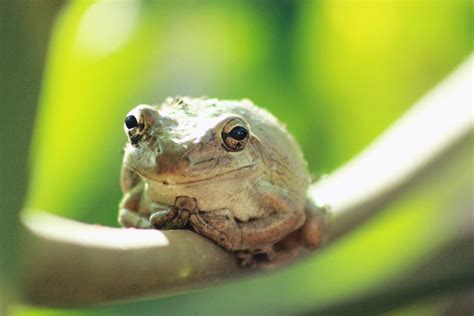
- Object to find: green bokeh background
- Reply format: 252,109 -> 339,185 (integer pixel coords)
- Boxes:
1,0 -> 472,315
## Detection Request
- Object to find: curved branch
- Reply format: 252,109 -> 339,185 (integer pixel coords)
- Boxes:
19,212 -> 243,306
310,55 -> 473,240
18,55 -> 473,306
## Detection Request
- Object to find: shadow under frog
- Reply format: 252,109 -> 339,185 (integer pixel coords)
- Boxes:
119,97 -> 325,267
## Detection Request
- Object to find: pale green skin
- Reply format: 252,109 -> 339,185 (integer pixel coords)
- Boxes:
119,97 -> 311,258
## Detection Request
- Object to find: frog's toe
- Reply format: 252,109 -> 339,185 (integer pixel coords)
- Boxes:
150,210 -> 171,227
174,196 -> 198,213
237,251 -> 257,267
238,247 -> 275,267
136,217 -> 153,229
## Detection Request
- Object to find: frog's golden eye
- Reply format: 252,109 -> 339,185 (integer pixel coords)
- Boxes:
221,118 -> 249,152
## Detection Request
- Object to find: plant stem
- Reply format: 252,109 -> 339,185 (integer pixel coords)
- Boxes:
19,212 -> 243,306
310,55 -> 473,240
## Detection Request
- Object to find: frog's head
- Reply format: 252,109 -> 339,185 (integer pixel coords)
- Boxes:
122,97 -> 262,185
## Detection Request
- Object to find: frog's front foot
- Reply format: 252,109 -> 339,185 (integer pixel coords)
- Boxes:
150,207 -> 189,229
189,211 -> 243,251
119,208 -> 153,229
150,196 -> 198,229
189,212 -> 276,267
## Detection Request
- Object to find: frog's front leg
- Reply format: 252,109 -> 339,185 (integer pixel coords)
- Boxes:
190,181 -> 306,252
118,184 -> 152,229
189,210 -> 305,252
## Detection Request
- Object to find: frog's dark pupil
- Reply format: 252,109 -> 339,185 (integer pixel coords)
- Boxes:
125,115 -> 138,129
229,126 -> 248,141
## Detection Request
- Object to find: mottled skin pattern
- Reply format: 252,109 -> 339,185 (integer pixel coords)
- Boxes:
119,97 -> 322,266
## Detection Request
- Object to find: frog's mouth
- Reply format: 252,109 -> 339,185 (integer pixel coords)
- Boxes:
156,163 -> 257,186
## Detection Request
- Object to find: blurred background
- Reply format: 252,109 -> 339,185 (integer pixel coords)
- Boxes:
1,0 -> 472,315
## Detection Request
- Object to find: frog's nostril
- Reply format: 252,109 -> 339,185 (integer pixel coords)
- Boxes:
129,132 -> 142,145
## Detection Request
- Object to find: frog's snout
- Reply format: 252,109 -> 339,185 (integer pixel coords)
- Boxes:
154,148 -> 190,177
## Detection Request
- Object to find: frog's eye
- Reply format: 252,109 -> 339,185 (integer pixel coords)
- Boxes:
124,111 -> 145,145
125,115 -> 138,129
221,118 -> 249,152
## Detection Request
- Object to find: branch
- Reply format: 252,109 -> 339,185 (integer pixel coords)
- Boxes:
19,212 -> 243,306
310,55 -> 473,240
19,55 -> 473,306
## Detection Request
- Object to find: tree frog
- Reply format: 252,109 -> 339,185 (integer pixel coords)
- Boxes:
119,97 -> 325,266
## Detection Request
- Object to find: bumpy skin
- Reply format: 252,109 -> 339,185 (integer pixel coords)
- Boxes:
119,97 -> 315,266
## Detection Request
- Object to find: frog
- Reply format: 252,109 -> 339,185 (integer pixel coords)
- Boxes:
119,97 -> 326,267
